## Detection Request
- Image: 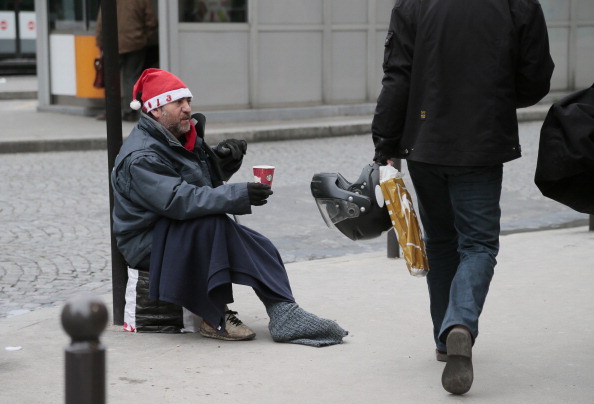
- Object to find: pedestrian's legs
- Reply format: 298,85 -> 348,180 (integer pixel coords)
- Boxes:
120,49 -> 146,117
407,161 -> 459,353
438,164 -> 502,344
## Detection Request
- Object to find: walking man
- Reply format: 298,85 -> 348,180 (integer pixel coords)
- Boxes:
372,0 -> 554,394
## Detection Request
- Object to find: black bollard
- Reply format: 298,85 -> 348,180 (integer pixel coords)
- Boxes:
62,296 -> 108,404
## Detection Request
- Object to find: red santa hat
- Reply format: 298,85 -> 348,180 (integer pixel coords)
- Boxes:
129,68 -> 193,112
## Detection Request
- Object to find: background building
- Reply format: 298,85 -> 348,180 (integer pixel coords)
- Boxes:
32,0 -> 594,117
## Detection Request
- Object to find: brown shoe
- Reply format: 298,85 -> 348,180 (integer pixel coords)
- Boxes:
436,349 -> 447,362
441,327 -> 473,394
199,310 -> 256,341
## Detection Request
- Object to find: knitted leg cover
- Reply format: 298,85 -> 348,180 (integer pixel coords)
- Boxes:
266,302 -> 348,347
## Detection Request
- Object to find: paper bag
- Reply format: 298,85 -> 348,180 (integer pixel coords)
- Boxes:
379,165 -> 429,277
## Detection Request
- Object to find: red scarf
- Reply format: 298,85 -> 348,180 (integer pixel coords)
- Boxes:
183,121 -> 197,151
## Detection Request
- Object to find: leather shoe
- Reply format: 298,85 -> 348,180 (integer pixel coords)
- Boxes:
441,327 -> 473,394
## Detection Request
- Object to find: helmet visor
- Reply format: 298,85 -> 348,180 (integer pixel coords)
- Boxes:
315,198 -> 361,228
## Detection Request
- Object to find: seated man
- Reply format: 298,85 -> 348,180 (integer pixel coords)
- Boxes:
111,68 -> 348,347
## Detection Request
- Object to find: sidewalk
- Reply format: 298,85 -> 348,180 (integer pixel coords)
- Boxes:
3,75 -> 591,403
1,226 -> 593,403
0,75 -> 554,154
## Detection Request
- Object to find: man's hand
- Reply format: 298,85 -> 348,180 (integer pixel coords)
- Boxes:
247,183 -> 273,206
216,139 -> 247,160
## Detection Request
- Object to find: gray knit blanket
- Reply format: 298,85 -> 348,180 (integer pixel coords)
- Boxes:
266,302 -> 348,347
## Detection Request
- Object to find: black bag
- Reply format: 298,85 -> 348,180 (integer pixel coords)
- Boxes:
124,268 -> 201,333
535,83 -> 594,215
93,57 -> 105,89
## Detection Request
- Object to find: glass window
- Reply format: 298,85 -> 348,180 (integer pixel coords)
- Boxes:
0,1 -> 34,11
179,0 -> 247,23
49,0 -> 100,31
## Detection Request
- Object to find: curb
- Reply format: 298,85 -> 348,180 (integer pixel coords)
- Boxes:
0,91 -> 37,100
0,107 -> 551,155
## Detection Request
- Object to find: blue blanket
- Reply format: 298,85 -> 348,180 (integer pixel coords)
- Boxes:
149,214 -> 295,330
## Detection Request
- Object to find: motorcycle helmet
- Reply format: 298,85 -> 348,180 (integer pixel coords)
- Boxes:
310,163 -> 392,241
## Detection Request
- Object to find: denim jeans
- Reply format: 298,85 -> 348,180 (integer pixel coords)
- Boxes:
406,161 -> 502,352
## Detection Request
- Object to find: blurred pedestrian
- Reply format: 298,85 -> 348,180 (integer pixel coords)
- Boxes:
111,68 -> 348,346
372,0 -> 554,395
96,0 -> 157,122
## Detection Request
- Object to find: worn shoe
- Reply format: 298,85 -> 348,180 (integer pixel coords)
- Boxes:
199,310 -> 256,341
441,327 -> 473,394
436,349 -> 447,362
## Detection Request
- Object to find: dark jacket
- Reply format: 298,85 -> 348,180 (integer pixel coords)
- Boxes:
372,0 -> 554,166
111,113 -> 251,268
535,83 -> 594,214
96,0 -> 157,54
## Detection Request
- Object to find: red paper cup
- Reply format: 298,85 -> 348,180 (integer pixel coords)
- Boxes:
253,165 -> 275,187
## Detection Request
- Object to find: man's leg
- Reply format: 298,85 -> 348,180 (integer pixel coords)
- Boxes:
438,164 -> 502,343
439,164 -> 502,394
407,161 -> 459,355
120,49 -> 146,119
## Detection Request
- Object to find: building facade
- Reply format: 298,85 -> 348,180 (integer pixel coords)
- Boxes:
34,0 -> 594,117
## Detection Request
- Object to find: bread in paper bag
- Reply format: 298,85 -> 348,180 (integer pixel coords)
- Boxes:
378,165 -> 429,277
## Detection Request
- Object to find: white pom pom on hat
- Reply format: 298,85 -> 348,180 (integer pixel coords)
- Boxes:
130,68 -> 193,113
130,99 -> 141,111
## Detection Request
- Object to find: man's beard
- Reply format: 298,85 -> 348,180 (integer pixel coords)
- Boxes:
171,121 -> 190,136
162,110 -> 191,137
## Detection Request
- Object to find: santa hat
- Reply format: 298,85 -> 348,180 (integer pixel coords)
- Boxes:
129,68 -> 193,112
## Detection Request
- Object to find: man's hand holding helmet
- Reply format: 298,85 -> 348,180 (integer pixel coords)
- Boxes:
214,138 -> 247,173
215,139 -> 247,160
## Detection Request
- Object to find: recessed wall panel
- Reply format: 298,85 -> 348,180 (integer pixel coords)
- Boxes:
332,31 -> 367,101
548,27 -> 569,90
258,32 -> 323,105
576,27 -> 594,88
373,30 -> 388,97
178,31 -> 249,108
259,0 -> 323,24
540,0 -> 570,21
376,0 -> 394,25
332,0 -> 367,24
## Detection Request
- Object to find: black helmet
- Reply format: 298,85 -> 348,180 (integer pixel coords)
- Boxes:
310,163 -> 392,241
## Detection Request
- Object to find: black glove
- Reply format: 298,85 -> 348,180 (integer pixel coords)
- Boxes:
247,183 -> 273,206
216,139 -> 247,160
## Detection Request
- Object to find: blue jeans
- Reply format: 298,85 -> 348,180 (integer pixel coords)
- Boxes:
406,161 -> 502,352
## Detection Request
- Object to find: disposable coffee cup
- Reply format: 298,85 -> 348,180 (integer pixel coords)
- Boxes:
253,165 -> 275,187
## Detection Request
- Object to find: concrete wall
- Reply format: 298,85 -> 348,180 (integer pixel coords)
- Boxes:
172,0 -> 393,111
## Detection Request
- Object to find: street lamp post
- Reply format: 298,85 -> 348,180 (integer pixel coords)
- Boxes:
101,0 -> 127,325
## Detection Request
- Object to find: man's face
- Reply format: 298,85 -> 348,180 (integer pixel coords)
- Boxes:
151,97 -> 192,138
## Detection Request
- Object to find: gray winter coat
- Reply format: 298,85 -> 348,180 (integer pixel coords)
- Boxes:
111,113 -> 251,268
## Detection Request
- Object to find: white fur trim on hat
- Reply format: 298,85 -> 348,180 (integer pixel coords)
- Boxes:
143,88 -> 193,112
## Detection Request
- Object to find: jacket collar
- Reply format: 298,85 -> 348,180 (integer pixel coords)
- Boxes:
138,112 -> 184,148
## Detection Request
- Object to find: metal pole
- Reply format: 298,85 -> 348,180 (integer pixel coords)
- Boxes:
14,0 -> 21,57
62,296 -> 108,404
101,0 -> 127,325
387,159 -> 402,258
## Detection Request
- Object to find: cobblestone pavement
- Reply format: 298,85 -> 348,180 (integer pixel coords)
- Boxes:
0,122 -> 588,318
